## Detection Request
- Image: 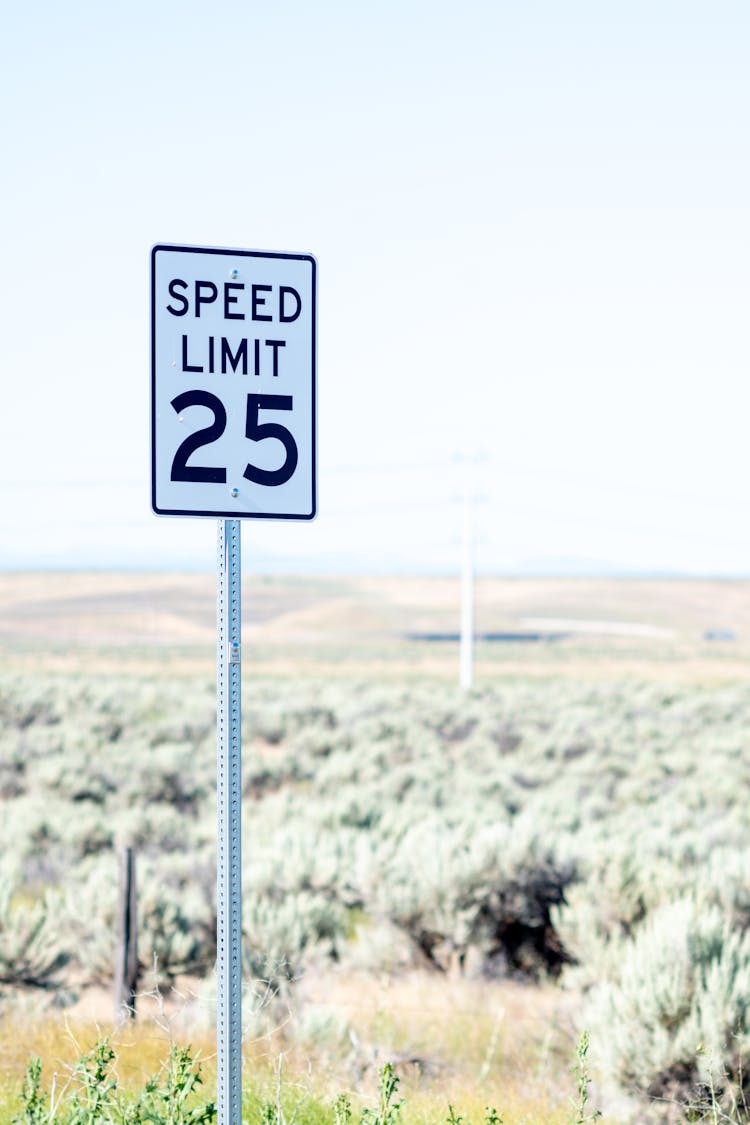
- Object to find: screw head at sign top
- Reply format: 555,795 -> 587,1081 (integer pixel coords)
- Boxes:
230,268 -> 239,279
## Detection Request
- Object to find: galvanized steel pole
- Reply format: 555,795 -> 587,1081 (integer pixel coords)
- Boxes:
216,519 -> 242,1124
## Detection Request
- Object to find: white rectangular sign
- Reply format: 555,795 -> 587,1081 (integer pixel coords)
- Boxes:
151,244 -> 316,519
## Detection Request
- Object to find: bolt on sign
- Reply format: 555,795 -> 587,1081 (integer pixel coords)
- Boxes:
151,244 -> 317,520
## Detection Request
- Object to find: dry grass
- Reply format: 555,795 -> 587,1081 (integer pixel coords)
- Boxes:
291,970 -> 581,1115
0,972 -> 600,1123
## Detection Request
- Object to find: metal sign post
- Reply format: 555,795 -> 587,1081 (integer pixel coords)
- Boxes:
150,243 -> 316,1125
216,519 -> 242,1124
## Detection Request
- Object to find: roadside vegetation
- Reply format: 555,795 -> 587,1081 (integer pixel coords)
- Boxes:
5,1041 -> 601,1125
3,669 -> 750,1121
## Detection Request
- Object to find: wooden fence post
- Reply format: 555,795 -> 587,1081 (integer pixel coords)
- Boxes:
114,845 -> 138,1022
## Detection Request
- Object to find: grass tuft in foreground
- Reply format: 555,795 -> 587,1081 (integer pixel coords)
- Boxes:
8,1040 -> 604,1125
12,1039 -> 214,1125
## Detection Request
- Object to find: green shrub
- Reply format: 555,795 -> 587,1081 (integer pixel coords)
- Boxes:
13,1040 -> 215,1125
585,897 -> 750,1115
0,879 -> 69,996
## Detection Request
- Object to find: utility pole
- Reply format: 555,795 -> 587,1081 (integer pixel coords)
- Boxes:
459,459 -> 476,691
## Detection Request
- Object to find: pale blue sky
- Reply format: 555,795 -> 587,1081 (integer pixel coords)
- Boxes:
1,1 -> 748,573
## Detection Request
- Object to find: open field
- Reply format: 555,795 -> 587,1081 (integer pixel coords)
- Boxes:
0,571 -> 748,681
2,572 -> 750,1123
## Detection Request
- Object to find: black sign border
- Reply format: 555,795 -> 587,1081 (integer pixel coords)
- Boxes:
151,243 -> 317,521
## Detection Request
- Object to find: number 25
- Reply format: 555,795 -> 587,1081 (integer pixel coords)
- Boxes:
170,391 -> 298,486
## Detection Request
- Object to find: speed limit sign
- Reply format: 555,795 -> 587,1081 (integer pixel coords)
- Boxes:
151,243 -> 317,520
